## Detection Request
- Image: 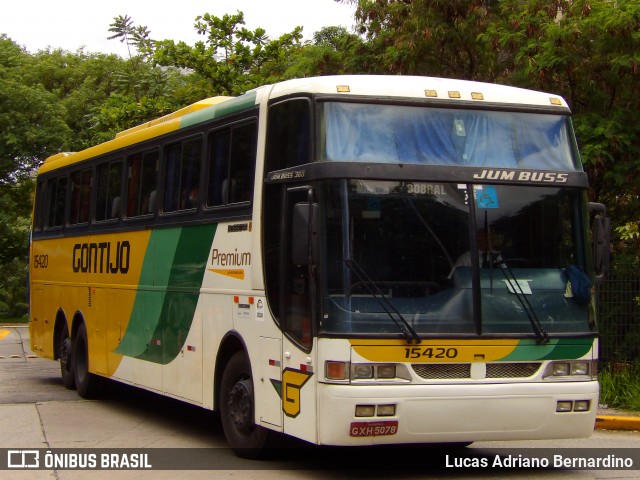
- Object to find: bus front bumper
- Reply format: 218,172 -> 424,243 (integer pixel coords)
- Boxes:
317,381 -> 598,446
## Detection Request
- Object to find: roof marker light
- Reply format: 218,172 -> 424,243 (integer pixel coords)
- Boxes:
448,91 -> 461,99
337,85 -> 350,93
425,90 -> 438,98
471,92 -> 484,100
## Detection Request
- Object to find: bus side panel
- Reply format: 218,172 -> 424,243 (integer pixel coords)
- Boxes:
87,287 -> 108,375
29,286 -> 46,356
163,293 -> 204,403
198,220 -> 284,427
107,287 -> 138,378
201,293 -> 234,410
30,237 -> 75,358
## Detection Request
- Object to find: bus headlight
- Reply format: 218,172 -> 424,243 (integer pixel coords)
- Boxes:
376,365 -> 396,379
571,361 -> 589,376
543,360 -> 596,380
351,363 -> 397,380
352,364 -> 374,379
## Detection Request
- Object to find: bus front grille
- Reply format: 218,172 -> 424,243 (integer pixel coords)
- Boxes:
411,362 -> 542,380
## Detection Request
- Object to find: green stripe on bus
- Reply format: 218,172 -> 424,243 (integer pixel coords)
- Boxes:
180,91 -> 258,130
115,224 -> 217,363
501,338 -> 593,361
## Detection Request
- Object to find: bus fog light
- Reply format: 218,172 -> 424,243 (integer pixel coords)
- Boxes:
355,405 -> 375,417
326,361 -> 348,380
571,362 -> 589,376
376,365 -> 396,379
556,401 -> 573,412
353,364 -> 374,379
574,400 -> 590,412
377,404 -> 396,417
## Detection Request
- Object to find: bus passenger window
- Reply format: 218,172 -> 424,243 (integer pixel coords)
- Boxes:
164,138 -> 202,212
46,176 -> 67,228
207,121 -> 256,207
126,150 -> 158,217
228,124 -> 255,204
96,160 -> 123,221
69,168 -> 92,225
33,181 -> 45,231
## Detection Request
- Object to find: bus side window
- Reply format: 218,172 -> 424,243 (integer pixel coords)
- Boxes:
266,99 -> 311,170
207,121 -> 256,207
126,150 -> 158,217
164,137 -> 202,213
96,160 -> 123,222
33,181 -> 46,231
69,168 -> 92,225
46,175 -> 68,229
228,124 -> 256,204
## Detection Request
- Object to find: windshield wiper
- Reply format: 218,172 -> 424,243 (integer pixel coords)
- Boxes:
494,258 -> 550,344
344,259 -> 422,344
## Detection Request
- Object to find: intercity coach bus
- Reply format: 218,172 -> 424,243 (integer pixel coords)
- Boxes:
29,75 -> 610,456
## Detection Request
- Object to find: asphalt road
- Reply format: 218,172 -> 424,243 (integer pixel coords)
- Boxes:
1,325 -> 640,480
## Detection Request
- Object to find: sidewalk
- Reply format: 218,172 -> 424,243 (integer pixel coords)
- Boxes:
596,407 -> 640,432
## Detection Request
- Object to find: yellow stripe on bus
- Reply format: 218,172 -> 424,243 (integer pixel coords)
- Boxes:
349,339 -> 520,363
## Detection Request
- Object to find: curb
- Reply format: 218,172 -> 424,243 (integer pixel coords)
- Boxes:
596,415 -> 640,432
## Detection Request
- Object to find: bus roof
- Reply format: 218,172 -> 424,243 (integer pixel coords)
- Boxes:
37,75 -> 569,175
267,75 -> 569,109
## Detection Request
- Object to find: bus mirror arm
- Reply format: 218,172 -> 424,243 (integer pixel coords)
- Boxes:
589,202 -> 611,283
292,201 -> 319,266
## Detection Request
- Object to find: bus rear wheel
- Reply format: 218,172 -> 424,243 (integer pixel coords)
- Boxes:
220,351 -> 269,458
58,323 -> 75,390
72,322 -> 104,398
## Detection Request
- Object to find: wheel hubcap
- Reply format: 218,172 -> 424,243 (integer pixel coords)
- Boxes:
227,378 -> 253,435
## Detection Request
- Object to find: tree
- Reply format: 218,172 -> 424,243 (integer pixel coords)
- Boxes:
145,11 -> 303,95
337,0 -> 501,79
284,26 -> 373,77
0,179 -> 32,316
0,36 -> 72,185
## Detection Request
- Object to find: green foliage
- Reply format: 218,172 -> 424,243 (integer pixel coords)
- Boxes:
345,0 -> 501,78
284,26 -> 371,77
147,11 -> 304,95
87,93 -> 178,144
599,365 -> 640,411
0,180 -> 31,316
0,36 -> 72,185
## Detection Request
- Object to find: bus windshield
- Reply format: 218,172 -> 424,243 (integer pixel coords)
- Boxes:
319,180 -> 594,337
319,102 -> 580,171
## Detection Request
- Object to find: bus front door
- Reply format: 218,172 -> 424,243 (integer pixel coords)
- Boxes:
280,188 -> 317,443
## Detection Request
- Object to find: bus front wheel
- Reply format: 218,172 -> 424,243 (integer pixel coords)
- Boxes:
72,322 -> 104,398
219,351 -> 269,458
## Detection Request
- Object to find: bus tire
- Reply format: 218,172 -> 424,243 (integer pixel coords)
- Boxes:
58,323 -> 75,390
219,351 -> 269,458
72,322 -> 104,398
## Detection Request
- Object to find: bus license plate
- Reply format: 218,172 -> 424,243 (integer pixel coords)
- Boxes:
350,421 -> 398,437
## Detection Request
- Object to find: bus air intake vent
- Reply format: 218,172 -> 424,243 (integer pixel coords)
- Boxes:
486,362 -> 541,378
412,363 -> 471,379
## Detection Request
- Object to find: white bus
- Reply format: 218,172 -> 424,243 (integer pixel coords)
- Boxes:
30,75 -> 609,457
